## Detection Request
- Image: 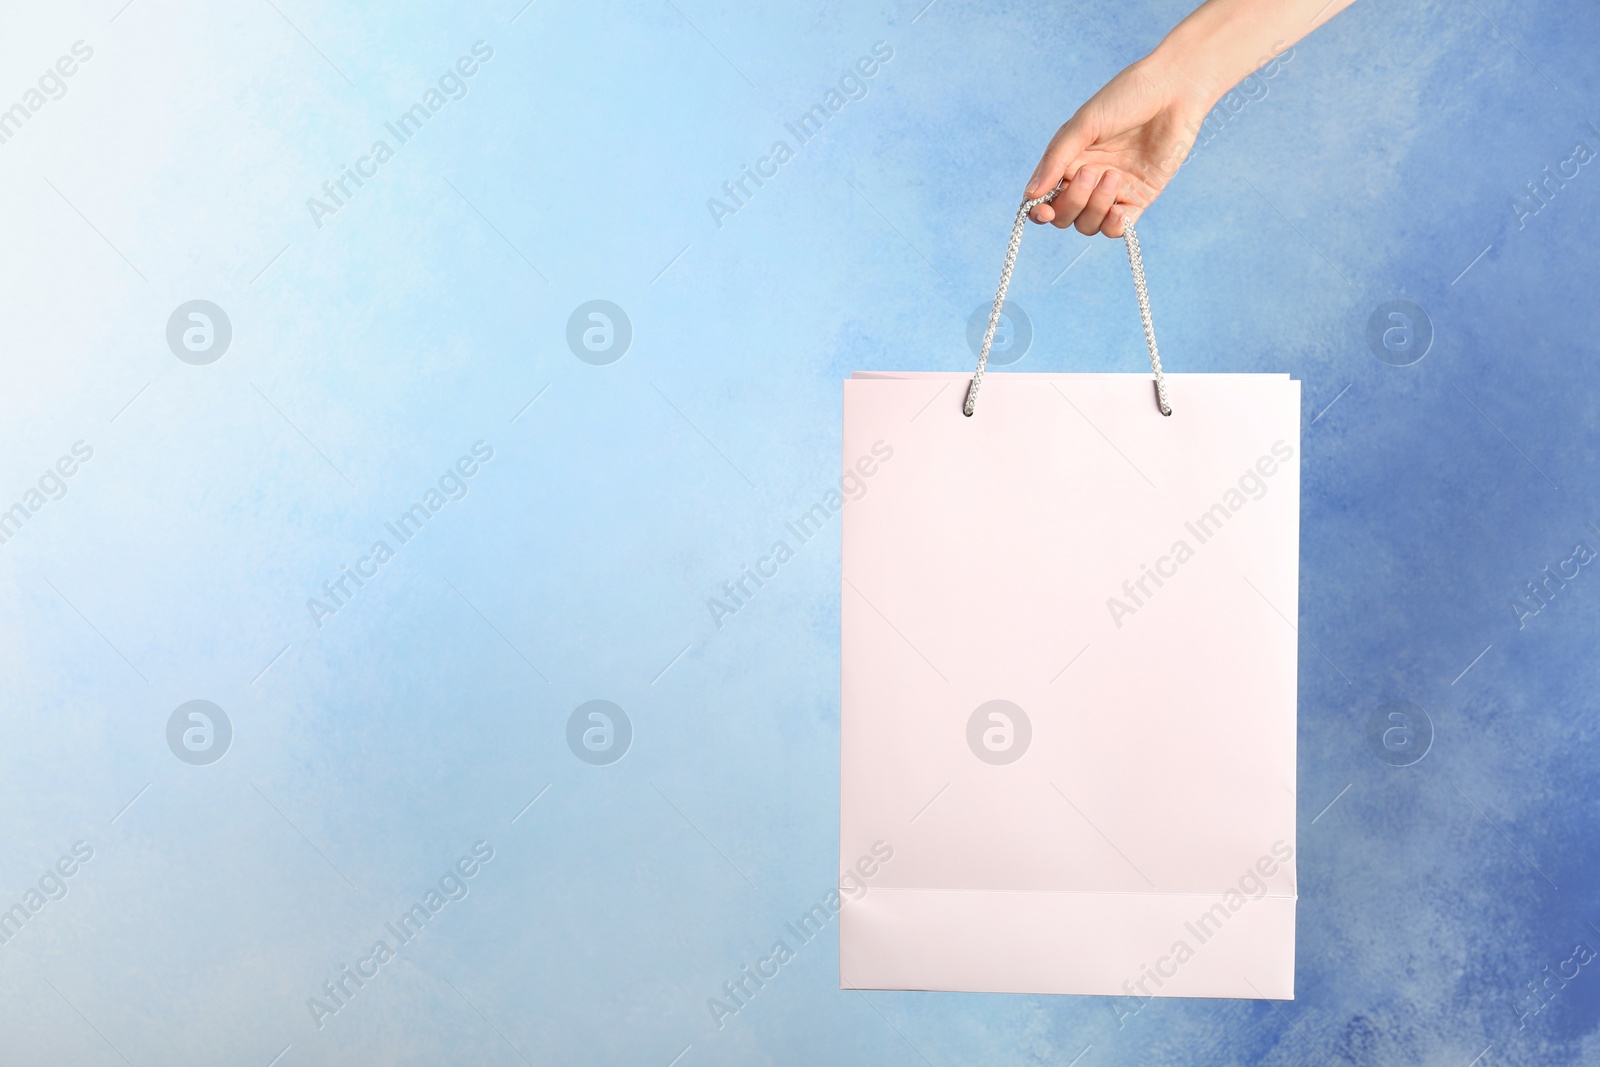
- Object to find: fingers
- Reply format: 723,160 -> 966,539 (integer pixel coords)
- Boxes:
1026,115 -> 1094,197
1048,165 -> 1105,231
1075,170 -> 1122,236
1034,169 -> 1146,237
1096,200 -> 1143,239
1103,203 -> 1139,239
1026,113 -> 1096,222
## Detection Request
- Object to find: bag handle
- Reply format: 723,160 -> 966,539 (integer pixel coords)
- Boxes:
964,185 -> 1172,417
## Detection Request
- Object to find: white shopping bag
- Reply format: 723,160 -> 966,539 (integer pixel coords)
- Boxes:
839,198 -> 1300,1000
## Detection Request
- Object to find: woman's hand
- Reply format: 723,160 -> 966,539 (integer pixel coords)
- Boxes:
1024,58 -> 1208,239
1024,0 -> 1358,238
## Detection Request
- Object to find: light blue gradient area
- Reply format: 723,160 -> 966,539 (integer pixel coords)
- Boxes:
1,0 -> 1597,1063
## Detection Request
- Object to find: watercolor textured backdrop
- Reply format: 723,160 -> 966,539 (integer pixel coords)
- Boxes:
1,1 -> 1598,1064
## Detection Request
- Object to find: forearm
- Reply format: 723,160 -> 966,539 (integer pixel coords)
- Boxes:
1141,0 -> 1358,110
1024,0 -> 1359,235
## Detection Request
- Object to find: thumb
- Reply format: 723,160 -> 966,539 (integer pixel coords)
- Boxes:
1026,111 -> 1097,198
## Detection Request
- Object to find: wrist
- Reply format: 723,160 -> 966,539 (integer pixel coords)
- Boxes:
1131,47 -> 1220,129
1140,6 -> 1255,112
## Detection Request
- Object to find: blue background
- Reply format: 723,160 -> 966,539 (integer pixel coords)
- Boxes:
1,0 -> 1597,1064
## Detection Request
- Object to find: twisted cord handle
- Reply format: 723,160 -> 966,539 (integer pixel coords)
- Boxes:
964,188 -> 1171,417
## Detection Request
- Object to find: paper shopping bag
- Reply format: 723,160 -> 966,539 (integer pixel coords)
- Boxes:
839,370 -> 1300,999
839,195 -> 1299,1000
